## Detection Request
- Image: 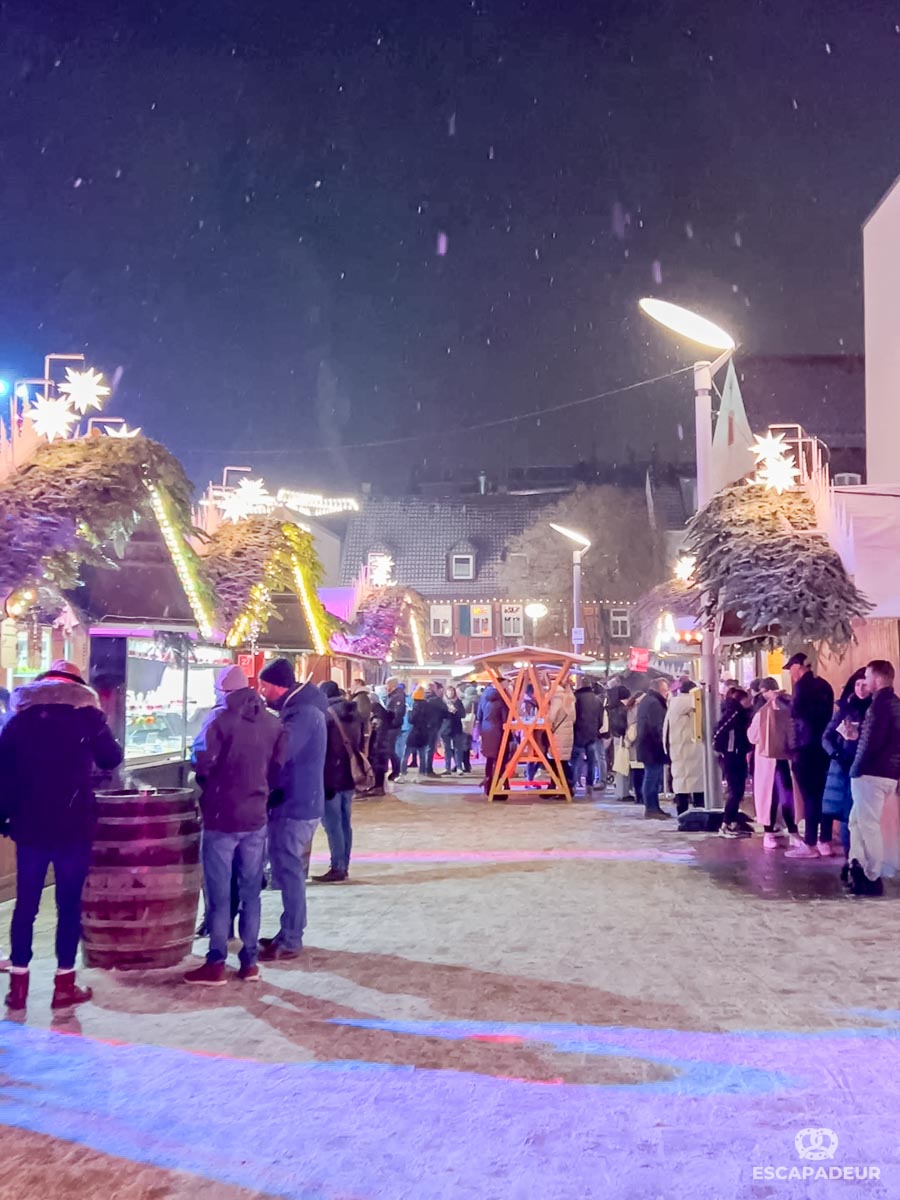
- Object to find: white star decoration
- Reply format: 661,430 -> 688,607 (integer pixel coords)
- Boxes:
750,431 -> 788,464
26,396 -> 77,442
220,478 -> 274,523
756,456 -> 800,494
104,423 -> 141,438
58,366 -> 110,414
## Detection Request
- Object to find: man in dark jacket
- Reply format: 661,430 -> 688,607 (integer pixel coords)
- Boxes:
0,660 -> 123,1011
316,681 -> 364,883
571,681 -> 604,796
422,682 -> 448,777
785,653 -> 835,858
258,658 -> 328,960
187,665 -> 285,985
636,679 -> 671,819
847,659 -> 900,894
385,677 -> 406,780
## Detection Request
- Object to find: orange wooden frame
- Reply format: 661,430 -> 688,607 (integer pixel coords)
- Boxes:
485,656 -> 579,802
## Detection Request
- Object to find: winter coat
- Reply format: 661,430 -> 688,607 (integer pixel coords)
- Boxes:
851,686 -> 900,780
822,694 -> 871,819
463,686 -> 479,715
606,685 -> 630,739
791,671 -> 835,755
425,693 -> 448,740
636,690 -> 668,766
0,677 -> 123,848
352,688 -> 373,744
369,701 -> 398,773
386,687 -> 407,732
476,685 -> 507,757
270,682 -> 328,821
323,697 -> 365,797
549,689 -> 576,760
664,691 -> 705,793
748,698 -> 793,826
406,699 -> 432,750
573,686 -> 604,747
713,700 -> 751,758
441,698 -> 465,739
192,687 -> 285,832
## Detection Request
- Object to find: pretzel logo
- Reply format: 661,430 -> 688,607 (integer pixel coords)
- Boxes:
795,1128 -> 839,1161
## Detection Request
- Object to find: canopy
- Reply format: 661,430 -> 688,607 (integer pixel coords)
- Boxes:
456,645 -> 595,671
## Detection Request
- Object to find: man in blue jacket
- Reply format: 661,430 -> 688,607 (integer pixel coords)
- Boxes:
258,659 -> 328,961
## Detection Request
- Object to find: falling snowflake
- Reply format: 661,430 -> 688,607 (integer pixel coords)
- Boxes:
220,478 -> 274,523
58,367 -> 110,414
26,396 -> 77,442
436,231 -> 448,256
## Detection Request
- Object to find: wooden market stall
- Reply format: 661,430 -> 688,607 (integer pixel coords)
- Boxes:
458,646 -> 593,803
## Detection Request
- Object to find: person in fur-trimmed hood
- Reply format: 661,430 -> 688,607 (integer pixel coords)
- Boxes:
0,660 -> 123,1012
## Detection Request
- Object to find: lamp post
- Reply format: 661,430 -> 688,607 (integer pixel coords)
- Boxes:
524,601 -> 549,644
639,298 -> 736,810
549,523 -> 591,655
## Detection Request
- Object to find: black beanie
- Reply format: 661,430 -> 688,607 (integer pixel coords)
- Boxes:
320,680 -> 342,699
259,658 -> 296,691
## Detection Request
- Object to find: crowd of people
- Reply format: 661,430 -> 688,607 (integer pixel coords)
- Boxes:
0,649 -> 897,1011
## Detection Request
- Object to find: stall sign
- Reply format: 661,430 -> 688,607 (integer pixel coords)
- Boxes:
629,646 -> 650,673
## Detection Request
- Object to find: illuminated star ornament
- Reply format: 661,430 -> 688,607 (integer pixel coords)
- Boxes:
104,422 -> 141,438
58,366 -> 111,414
750,431 -> 788,464
220,477 -> 274,523
674,555 -> 696,584
26,396 -> 77,442
756,455 -> 801,494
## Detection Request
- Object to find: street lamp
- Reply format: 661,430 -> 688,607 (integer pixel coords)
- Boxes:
639,297 -> 736,811
524,601 -> 549,644
549,523 -> 591,655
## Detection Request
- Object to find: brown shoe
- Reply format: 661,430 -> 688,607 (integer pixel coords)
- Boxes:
5,970 -> 28,1011
238,963 -> 261,982
258,943 -> 302,962
51,971 -> 93,1009
313,869 -> 347,883
184,960 -> 228,986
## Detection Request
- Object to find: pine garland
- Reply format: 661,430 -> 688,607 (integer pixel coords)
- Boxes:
0,435 -> 196,592
201,516 -> 329,635
685,484 -> 871,651
331,586 -> 431,661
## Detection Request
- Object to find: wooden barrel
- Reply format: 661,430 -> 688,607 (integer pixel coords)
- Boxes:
81,787 -> 201,970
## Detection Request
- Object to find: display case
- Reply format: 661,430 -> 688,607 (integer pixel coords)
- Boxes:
124,637 -> 233,764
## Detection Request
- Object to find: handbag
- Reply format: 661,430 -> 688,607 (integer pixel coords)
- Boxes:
332,711 -> 376,792
613,740 -> 632,777
462,712 -> 476,735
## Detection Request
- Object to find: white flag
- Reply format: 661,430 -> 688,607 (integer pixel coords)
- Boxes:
709,361 -> 755,495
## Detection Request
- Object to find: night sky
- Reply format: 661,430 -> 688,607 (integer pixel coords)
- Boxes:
2,1 -> 898,492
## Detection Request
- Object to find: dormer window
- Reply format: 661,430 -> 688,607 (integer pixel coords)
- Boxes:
450,553 -> 475,580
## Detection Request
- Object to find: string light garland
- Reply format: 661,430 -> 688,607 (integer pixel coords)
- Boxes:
147,482 -> 215,640
293,559 -> 329,656
409,612 -> 425,666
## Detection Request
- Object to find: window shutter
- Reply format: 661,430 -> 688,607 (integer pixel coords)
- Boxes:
458,605 -> 471,636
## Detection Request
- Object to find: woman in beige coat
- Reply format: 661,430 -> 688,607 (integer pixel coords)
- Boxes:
663,680 -> 705,815
549,682 -> 576,787
748,678 -> 801,850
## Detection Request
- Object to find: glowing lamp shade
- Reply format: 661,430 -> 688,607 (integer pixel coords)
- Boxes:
638,298 -> 735,352
525,602 -> 549,621
549,522 -> 591,550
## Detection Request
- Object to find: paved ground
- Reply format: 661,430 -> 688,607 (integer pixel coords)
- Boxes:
0,780 -> 898,1198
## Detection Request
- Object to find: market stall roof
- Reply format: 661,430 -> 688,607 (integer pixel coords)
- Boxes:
456,645 -> 595,671
72,522 -> 196,631
830,484 -> 900,618
253,592 -> 316,653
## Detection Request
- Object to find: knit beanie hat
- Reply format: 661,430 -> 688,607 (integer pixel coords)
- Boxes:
259,658 -> 296,691
412,686 -> 426,701
320,680 -> 342,699
215,664 -> 248,695
385,677 -> 401,692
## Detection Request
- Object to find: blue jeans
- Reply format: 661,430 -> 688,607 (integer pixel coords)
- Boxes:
202,827 -> 267,968
321,791 -> 353,875
570,742 -> 596,791
10,842 -> 92,970
642,763 -> 665,812
267,815 -> 319,952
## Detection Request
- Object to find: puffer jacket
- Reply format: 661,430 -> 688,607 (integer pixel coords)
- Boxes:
0,676 -> 123,848
324,697 -> 365,797
271,682 -> 328,820
822,693 -> 871,817
192,687 -> 285,832
369,701 -> 398,772
573,686 -> 604,747
636,690 -> 669,766
850,686 -> 900,780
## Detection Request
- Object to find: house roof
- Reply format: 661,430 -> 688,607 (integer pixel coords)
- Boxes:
71,521 -> 196,629
737,355 -> 865,450
339,494 -> 552,598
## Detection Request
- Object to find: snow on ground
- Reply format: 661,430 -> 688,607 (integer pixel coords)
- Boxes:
0,779 -> 898,1198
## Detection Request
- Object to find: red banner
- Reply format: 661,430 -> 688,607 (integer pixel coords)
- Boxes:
628,646 -> 650,673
